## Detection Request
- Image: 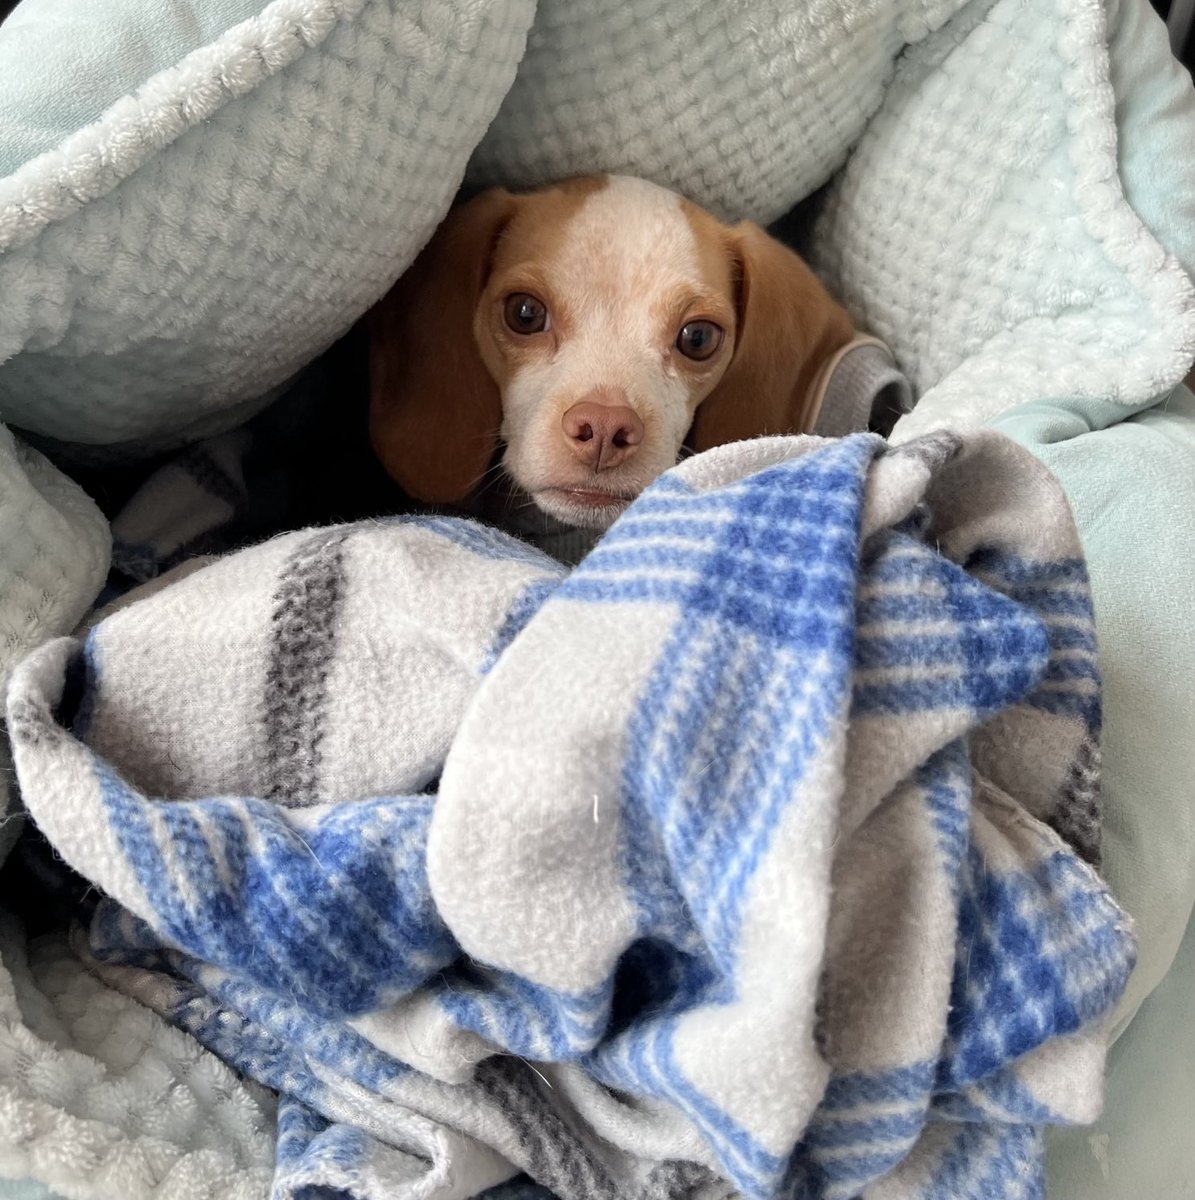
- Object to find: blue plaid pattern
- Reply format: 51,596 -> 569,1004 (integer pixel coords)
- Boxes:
921,1122 -> 1047,1200
939,848 -> 1135,1092
11,433 -> 1134,1200
276,1099 -> 370,1194
604,441 -> 864,949
964,549 -> 1101,727
89,751 -> 456,1019
852,532 -> 1050,719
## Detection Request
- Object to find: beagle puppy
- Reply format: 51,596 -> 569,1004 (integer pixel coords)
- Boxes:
368,174 -> 874,532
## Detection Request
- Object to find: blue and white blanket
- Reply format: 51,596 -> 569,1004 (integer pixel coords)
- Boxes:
5,431 -> 1135,1200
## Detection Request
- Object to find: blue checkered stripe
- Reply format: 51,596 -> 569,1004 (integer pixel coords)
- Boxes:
933,1070 -> 1060,1126
918,742 -> 975,881
591,435 -> 878,951
965,548 -> 1101,732
791,1077 -> 1050,1200
275,1097 -> 372,1198
88,902 -> 417,1098
851,530 -> 1051,720
87,723 -> 457,1020
86,915 -> 363,1161
785,748 -> 974,1198
938,846 -> 1136,1095
274,1093 -> 453,1199
789,1062 -> 937,1198
482,573 -> 567,675
88,908 -> 462,1200
560,436 -> 877,629
919,1121 -> 1047,1200
433,962 -> 612,1062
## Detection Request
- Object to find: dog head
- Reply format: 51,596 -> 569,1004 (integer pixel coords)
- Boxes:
369,174 -> 855,528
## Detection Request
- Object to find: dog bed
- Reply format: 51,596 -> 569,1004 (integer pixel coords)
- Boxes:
1,0 -> 1194,1196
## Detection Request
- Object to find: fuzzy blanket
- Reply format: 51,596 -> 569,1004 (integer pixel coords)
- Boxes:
6,0 -> 1195,693
6,431 -> 1135,1200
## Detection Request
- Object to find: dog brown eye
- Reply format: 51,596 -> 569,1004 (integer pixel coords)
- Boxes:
676,320 -> 723,361
504,293 -> 549,334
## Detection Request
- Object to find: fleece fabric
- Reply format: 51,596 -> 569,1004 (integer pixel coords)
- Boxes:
6,432 -> 1134,1199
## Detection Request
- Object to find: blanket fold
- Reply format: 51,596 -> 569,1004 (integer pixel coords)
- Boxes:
6,431 -> 1134,1200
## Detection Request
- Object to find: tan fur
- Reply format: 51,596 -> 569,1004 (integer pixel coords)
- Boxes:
369,178 -> 606,504
368,174 -> 855,518
687,215 -> 856,451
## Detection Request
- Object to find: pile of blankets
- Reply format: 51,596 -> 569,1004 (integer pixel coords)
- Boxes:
5,429 -> 1135,1199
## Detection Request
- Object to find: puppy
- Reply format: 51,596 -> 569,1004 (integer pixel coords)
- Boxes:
368,174 -> 860,531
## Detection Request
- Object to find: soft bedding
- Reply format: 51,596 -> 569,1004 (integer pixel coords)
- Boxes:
6,430 -> 1133,1199
993,385 -> 1195,1199
4,0 -> 1195,669
1,0 -> 1193,1196
0,0 -> 535,446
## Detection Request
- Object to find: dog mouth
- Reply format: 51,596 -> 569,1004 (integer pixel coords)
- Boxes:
532,485 -> 638,528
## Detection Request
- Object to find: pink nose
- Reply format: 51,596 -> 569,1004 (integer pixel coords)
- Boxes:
561,395 -> 644,471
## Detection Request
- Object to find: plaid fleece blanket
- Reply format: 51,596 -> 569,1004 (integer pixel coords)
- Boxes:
5,431 -> 1134,1200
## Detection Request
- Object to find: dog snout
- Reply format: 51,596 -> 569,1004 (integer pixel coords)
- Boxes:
561,392 -> 644,472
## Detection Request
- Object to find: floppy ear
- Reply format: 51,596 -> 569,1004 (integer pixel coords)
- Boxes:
690,221 -> 856,451
368,188 -> 516,504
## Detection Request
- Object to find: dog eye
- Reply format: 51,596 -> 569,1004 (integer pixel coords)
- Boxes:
676,320 -> 723,361
504,293 -> 550,334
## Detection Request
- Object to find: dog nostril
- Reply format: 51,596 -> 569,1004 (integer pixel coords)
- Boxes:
576,424 -> 593,443
611,415 -> 643,450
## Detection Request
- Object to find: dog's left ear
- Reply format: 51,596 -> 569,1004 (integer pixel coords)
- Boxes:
690,221 -> 855,451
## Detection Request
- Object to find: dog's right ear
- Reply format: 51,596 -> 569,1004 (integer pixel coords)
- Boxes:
690,220 -> 855,452
368,188 -> 516,505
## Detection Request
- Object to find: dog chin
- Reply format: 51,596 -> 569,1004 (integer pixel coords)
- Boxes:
530,486 -> 636,529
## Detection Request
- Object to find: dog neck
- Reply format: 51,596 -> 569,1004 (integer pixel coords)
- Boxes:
463,475 -> 602,566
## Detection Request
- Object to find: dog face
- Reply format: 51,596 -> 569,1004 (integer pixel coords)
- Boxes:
474,176 -> 741,527
369,174 -> 855,528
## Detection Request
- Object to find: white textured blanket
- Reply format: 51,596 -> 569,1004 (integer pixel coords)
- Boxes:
5,0 -> 1195,689
7,432 -> 1134,1199
4,0 -> 1185,1194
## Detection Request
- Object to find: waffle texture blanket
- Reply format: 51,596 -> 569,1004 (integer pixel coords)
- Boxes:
4,0 -> 1195,727
6,431 -> 1135,1200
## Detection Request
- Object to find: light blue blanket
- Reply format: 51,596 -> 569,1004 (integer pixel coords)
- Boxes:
993,385 -> 1195,1199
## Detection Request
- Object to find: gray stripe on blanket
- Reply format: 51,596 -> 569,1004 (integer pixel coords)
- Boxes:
474,1061 -> 725,1200
643,1160 -> 733,1199
177,442 -> 246,511
475,1059 -> 621,1200
1053,733 -> 1102,866
886,430 -> 964,471
263,529 -> 350,807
